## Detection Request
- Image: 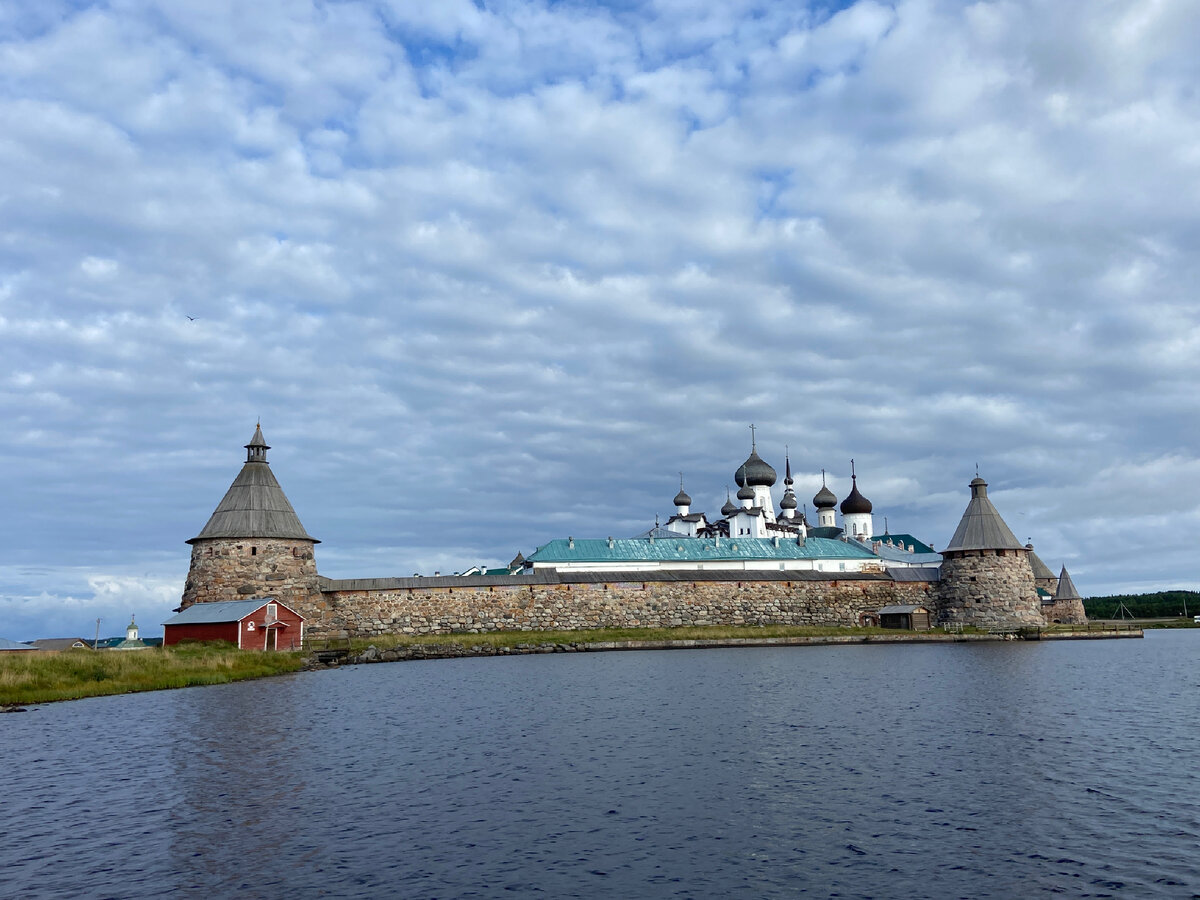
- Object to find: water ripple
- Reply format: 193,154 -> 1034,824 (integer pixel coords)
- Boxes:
3,632 -> 1200,897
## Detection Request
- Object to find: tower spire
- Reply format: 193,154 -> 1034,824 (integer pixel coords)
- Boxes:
245,423 -> 270,463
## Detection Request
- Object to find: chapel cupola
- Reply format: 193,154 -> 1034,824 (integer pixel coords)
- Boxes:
673,474 -> 692,514
813,469 -> 838,528
839,460 -> 873,539
779,451 -> 798,515
721,488 -> 738,517
733,426 -> 777,521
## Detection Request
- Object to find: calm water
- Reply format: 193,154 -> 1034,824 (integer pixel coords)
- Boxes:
3,631 -> 1200,899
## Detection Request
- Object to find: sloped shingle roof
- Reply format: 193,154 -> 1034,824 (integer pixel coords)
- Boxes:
1055,567 -> 1081,600
1028,548 -> 1056,580
163,598 -> 298,625
189,428 -> 317,543
943,477 -> 1025,552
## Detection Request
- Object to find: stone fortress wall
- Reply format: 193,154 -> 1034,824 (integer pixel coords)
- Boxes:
303,572 -> 935,639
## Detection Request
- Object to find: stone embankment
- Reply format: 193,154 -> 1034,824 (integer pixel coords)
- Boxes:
312,627 -> 1141,668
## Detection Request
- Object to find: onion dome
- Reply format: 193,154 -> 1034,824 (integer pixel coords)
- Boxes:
840,477 -> 872,514
735,447 -> 777,487
737,483 -> 755,501
784,451 -> 794,487
813,470 -> 837,509
721,489 -> 738,517
780,489 -> 798,510
673,474 -> 691,507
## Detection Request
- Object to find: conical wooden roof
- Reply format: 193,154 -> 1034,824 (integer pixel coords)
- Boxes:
1056,566 -> 1081,600
188,427 -> 318,544
943,477 -> 1024,552
1026,544 -> 1056,580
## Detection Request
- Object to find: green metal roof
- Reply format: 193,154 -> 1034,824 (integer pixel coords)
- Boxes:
527,536 -> 878,564
871,533 -> 935,554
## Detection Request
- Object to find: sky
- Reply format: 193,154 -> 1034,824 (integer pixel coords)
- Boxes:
3,0 -> 1200,640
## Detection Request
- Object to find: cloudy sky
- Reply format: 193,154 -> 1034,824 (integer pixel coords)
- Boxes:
4,0 -> 1200,639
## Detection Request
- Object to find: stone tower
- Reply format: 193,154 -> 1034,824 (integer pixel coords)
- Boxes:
1044,566 -> 1088,625
181,425 -> 321,616
1025,542 -> 1059,596
936,476 -> 1044,629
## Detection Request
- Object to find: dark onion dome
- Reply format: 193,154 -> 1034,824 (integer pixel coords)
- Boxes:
840,476 -> 873,514
721,489 -> 738,517
734,448 -> 777,487
673,488 -> 692,507
813,483 -> 837,509
737,483 -> 755,501
780,489 -> 798,510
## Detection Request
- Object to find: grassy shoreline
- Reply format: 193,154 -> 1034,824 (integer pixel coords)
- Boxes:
0,642 -> 304,707
4,620 -> 1163,706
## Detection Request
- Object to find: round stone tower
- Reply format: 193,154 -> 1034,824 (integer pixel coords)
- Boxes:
181,425 -> 321,616
936,476 -> 1044,629
1045,565 -> 1088,625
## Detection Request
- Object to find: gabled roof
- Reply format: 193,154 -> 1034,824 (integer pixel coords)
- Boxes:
0,637 -> 37,651
1056,567 -> 1081,600
189,427 -> 317,543
527,535 -> 878,564
943,477 -> 1025,552
32,638 -> 93,651
163,598 -> 303,625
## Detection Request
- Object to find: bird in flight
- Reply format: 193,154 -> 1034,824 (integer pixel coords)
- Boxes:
186,315 -> 197,321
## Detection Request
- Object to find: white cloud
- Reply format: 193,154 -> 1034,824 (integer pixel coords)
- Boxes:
2,0 -> 1200,634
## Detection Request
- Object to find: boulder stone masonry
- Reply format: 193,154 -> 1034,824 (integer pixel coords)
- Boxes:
935,550 -> 1045,629
303,574 -> 934,639
182,537 -> 321,611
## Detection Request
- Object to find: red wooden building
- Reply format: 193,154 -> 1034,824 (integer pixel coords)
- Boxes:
162,598 -> 305,650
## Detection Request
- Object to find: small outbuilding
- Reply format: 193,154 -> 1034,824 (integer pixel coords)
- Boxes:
0,637 -> 38,652
32,638 -> 94,651
877,605 -> 931,631
163,599 -> 305,650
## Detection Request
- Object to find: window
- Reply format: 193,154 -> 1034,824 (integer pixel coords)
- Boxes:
266,603 -> 278,621
251,546 -> 257,556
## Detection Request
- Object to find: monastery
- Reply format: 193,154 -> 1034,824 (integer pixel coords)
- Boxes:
177,426 -> 1087,640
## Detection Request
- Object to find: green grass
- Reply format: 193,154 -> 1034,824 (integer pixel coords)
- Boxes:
0,643 -> 305,706
340,623 -> 951,652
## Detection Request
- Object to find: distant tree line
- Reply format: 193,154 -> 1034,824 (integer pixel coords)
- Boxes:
1084,591 -> 1200,619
